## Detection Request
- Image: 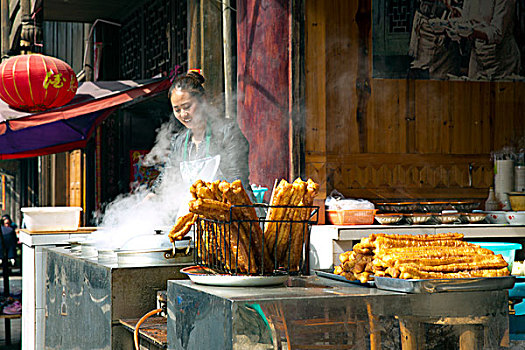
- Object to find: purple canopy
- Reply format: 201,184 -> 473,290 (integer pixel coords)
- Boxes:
0,78 -> 170,159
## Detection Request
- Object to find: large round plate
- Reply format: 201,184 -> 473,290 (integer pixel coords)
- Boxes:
180,266 -> 289,287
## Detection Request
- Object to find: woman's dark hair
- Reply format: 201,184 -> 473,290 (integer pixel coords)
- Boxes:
168,71 -> 206,99
1,214 -> 13,227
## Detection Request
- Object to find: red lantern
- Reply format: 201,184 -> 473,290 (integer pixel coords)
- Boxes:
0,54 -> 78,112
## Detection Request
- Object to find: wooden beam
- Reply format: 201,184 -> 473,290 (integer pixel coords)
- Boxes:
201,0 -> 224,105
1,0 -> 9,58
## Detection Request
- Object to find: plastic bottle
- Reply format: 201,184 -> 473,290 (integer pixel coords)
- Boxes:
484,187 -> 500,211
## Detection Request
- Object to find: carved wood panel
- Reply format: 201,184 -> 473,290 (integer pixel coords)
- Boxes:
325,154 -> 493,200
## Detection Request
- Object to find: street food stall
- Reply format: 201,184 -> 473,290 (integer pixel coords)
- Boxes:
14,177 -> 519,350
2,1 -> 525,349
117,179 -> 520,348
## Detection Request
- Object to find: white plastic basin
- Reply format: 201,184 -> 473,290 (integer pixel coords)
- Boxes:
21,207 -> 83,232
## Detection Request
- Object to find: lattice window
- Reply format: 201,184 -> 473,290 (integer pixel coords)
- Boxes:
387,0 -> 412,33
120,0 -> 187,80
120,9 -> 142,79
171,0 -> 188,72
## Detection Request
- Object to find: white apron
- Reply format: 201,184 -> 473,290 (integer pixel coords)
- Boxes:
176,124 -> 223,219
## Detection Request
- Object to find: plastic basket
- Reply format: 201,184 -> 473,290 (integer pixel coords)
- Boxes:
326,209 -> 377,225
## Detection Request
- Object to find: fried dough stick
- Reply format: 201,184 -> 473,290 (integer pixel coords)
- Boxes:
370,232 -> 464,242
374,254 -> 505,269
399,259 -> 508,272
374,237 -> 475,250
217,181 -> 259,273
276,179 -> 306,264
189,198 -> 256,274
375,246 -> 494,264
376,245 -> 493,255
229,180 -> 273,272
196,219 -> 216,267
190,180 -> 206,200
189,198 -> 231,221
264,180 -> 293,257
397,265 -> 510,279
206,180 -> 223,201
288,179 -> 319,271
168,212 -> 197,242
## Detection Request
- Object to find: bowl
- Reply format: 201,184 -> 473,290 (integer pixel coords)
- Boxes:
449,201 -> 480,212
508,192 -> 525,211
485,211 -> 509,224
468,242 -> 522,271
506,211 -> 525,226
461,212 -> 487,223
404,213 -> 433,225
375,202 -> 418,213
435,213 -> 461,224
419,202 -> 452,213
375,214 -> 403,225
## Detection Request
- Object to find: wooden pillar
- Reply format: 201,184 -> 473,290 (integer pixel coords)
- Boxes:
188,0 -> 224,106
459,325 -> 481,350
398,318 -> 423,350
304,0 -> 327,198
84,23 -> 93,82
1,0 -> 9,59
237,0 -> 292,189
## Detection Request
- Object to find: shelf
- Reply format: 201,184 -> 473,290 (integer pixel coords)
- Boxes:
0,314 -> 21,319
120,317 -> 167,349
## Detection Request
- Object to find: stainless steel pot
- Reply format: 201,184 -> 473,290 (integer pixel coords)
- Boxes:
117,239 -> 193,265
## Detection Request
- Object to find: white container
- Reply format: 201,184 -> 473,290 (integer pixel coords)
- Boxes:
495,159 -> 514,196
21,207 -> 82,232
506,211 -> 525,226
516,166 -> 525,192
485,211 -> 509,224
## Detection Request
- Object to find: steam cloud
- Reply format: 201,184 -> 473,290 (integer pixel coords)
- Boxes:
141,120 -> 175,166
89,117 -> 185,250
90,94 -> 246,251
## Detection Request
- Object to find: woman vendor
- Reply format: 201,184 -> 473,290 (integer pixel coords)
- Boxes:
152,70 -> 251,199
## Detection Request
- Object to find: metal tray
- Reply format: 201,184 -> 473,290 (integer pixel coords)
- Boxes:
314,270 -> 375,287
374,276 -> 516,294
181,266 -> 289,287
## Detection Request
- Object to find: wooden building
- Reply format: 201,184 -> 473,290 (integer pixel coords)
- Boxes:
1,0 -> 524,226
0,0 -> 188,225
236,1 -> 525,202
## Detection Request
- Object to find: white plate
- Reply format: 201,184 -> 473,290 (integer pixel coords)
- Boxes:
181,266 -> 289,287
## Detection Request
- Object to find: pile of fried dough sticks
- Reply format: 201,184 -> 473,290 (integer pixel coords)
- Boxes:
168,178 -> 319,274
334,233 -> 509,283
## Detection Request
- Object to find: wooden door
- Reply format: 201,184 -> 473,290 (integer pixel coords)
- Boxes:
68,150 -> 82,207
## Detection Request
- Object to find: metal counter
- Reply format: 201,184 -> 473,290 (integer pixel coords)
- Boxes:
167,277 -> 509,349
44,246 -> 191,349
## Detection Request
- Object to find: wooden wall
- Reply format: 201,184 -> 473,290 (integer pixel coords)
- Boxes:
305,0 -> 525,201
42,21 -> 85,73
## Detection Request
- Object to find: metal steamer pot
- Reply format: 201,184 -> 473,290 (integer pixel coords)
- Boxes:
116,230 -> 193,265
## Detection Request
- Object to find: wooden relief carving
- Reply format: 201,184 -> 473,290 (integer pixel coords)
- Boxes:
323,155 -> 492,200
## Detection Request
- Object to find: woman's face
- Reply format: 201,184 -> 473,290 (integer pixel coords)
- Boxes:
170,90 -> 205,130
